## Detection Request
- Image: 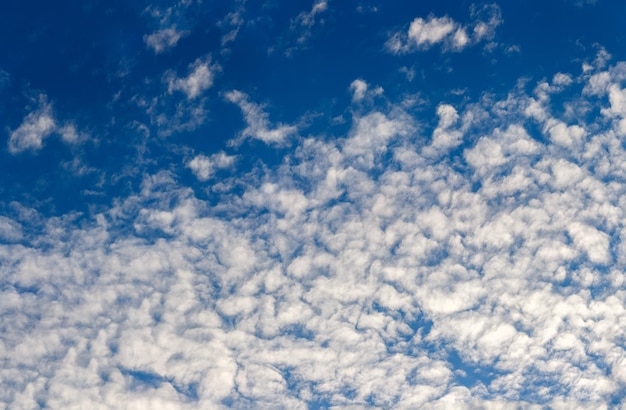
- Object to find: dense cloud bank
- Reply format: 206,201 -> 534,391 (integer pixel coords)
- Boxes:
4,62 -> 626,408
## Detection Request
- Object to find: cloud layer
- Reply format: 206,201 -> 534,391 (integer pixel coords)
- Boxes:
3,55 -> 626,408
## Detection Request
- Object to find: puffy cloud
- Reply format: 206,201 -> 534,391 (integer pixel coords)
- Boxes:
147,57 -> 220,136
349,79 -> 383,102
8,96 -> 56,154
144,27 -> 189,54
409,16 -> 457,48
225,90 -> 298,145
166,57 -> 219,100
7,96 -> 88,154
387,5 -> 502,53
422,104 -> 462,156
553,72 -> 574,87
58,123 -> 88,145
350,79 -> 368,102
7,56 -> 626,408
187,151 -> 236,181
0,216 -> 22,242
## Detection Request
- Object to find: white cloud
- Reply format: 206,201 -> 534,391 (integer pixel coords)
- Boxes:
422,104 -> 463,156
350,79 -> 368,102
187,151 -> 236,181
292,0 -> 328,45
349,79 -> 383,102
568,222 -> 612,265
8,96 -> 56,154
279,0 -> 330,56
166,57 -> 218,100
58,123 -> 88,144
387,5 -> 502,54
225,90 -> 298,144
146,56 -> 220,136
452,28 -> 470,49
388,16 -> 457,52
219,1 -> 246,48
8,56 -> 626,408
553,72 -> 573,87
0,216 -> 22,242
144,27 -> 189,53
409,16 -> 457,48
301,0 -> 328,27
7,96 -> 89,154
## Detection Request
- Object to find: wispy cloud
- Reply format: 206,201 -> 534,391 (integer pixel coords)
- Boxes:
144,27 -> 189,54
165,57 -> 219,100
278,0 -> 330,56
215,0 -> 249,53
292,0 -> 328,45
386,4 -> 502,54
225,90 -> 298,145
8,95 -> 56,154
7,95 -> 88,154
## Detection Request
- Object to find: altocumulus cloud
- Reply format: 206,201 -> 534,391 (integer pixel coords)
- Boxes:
8,94 -> 89,154
386,4 -> 502,53
4,53 -> 626,408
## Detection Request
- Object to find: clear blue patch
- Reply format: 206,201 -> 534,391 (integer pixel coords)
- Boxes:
119,367 -> 199,401
447,349 -> 501,390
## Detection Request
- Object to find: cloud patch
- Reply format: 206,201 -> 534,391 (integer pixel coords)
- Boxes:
386,4 -> 502,53
7,95 -> 88,154
187,151 -> 236,181
7,46 -> 626,410
166,57 -> 219,100
8,96 -> 56,154
291,0 -> 329,45
144,27 -> 189,54
225,90 -> 298,145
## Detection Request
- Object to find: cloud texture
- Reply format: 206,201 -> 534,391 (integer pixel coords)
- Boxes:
387,4 -> 502,53
3,57 -> 626,408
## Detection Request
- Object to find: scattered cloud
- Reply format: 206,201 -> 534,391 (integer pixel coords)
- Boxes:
8,95 -> 56,154
219,1 -> 246,49
350,79 -> 368,101
6,61 -> 626,407
7,95 -> 89,154
400,66 -> 417,82
349,79 -> 383,102
386,4 -> 502,54
166,57 -> 219,100
144,27 -> 189,54
356,4 -> 378,14
6,3 -> 626,408
58,123 -> 88,145
187,151 -> 236,181
278,0 -> 330,56
292,0 -> 329,45
225,90 -> 298,145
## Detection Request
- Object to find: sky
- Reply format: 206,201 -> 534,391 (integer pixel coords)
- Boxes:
3,0 -> 626,408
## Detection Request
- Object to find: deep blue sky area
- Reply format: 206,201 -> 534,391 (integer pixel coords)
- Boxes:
4,1 -> 626,408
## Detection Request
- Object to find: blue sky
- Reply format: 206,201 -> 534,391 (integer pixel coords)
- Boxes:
3,0 -> 626,408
